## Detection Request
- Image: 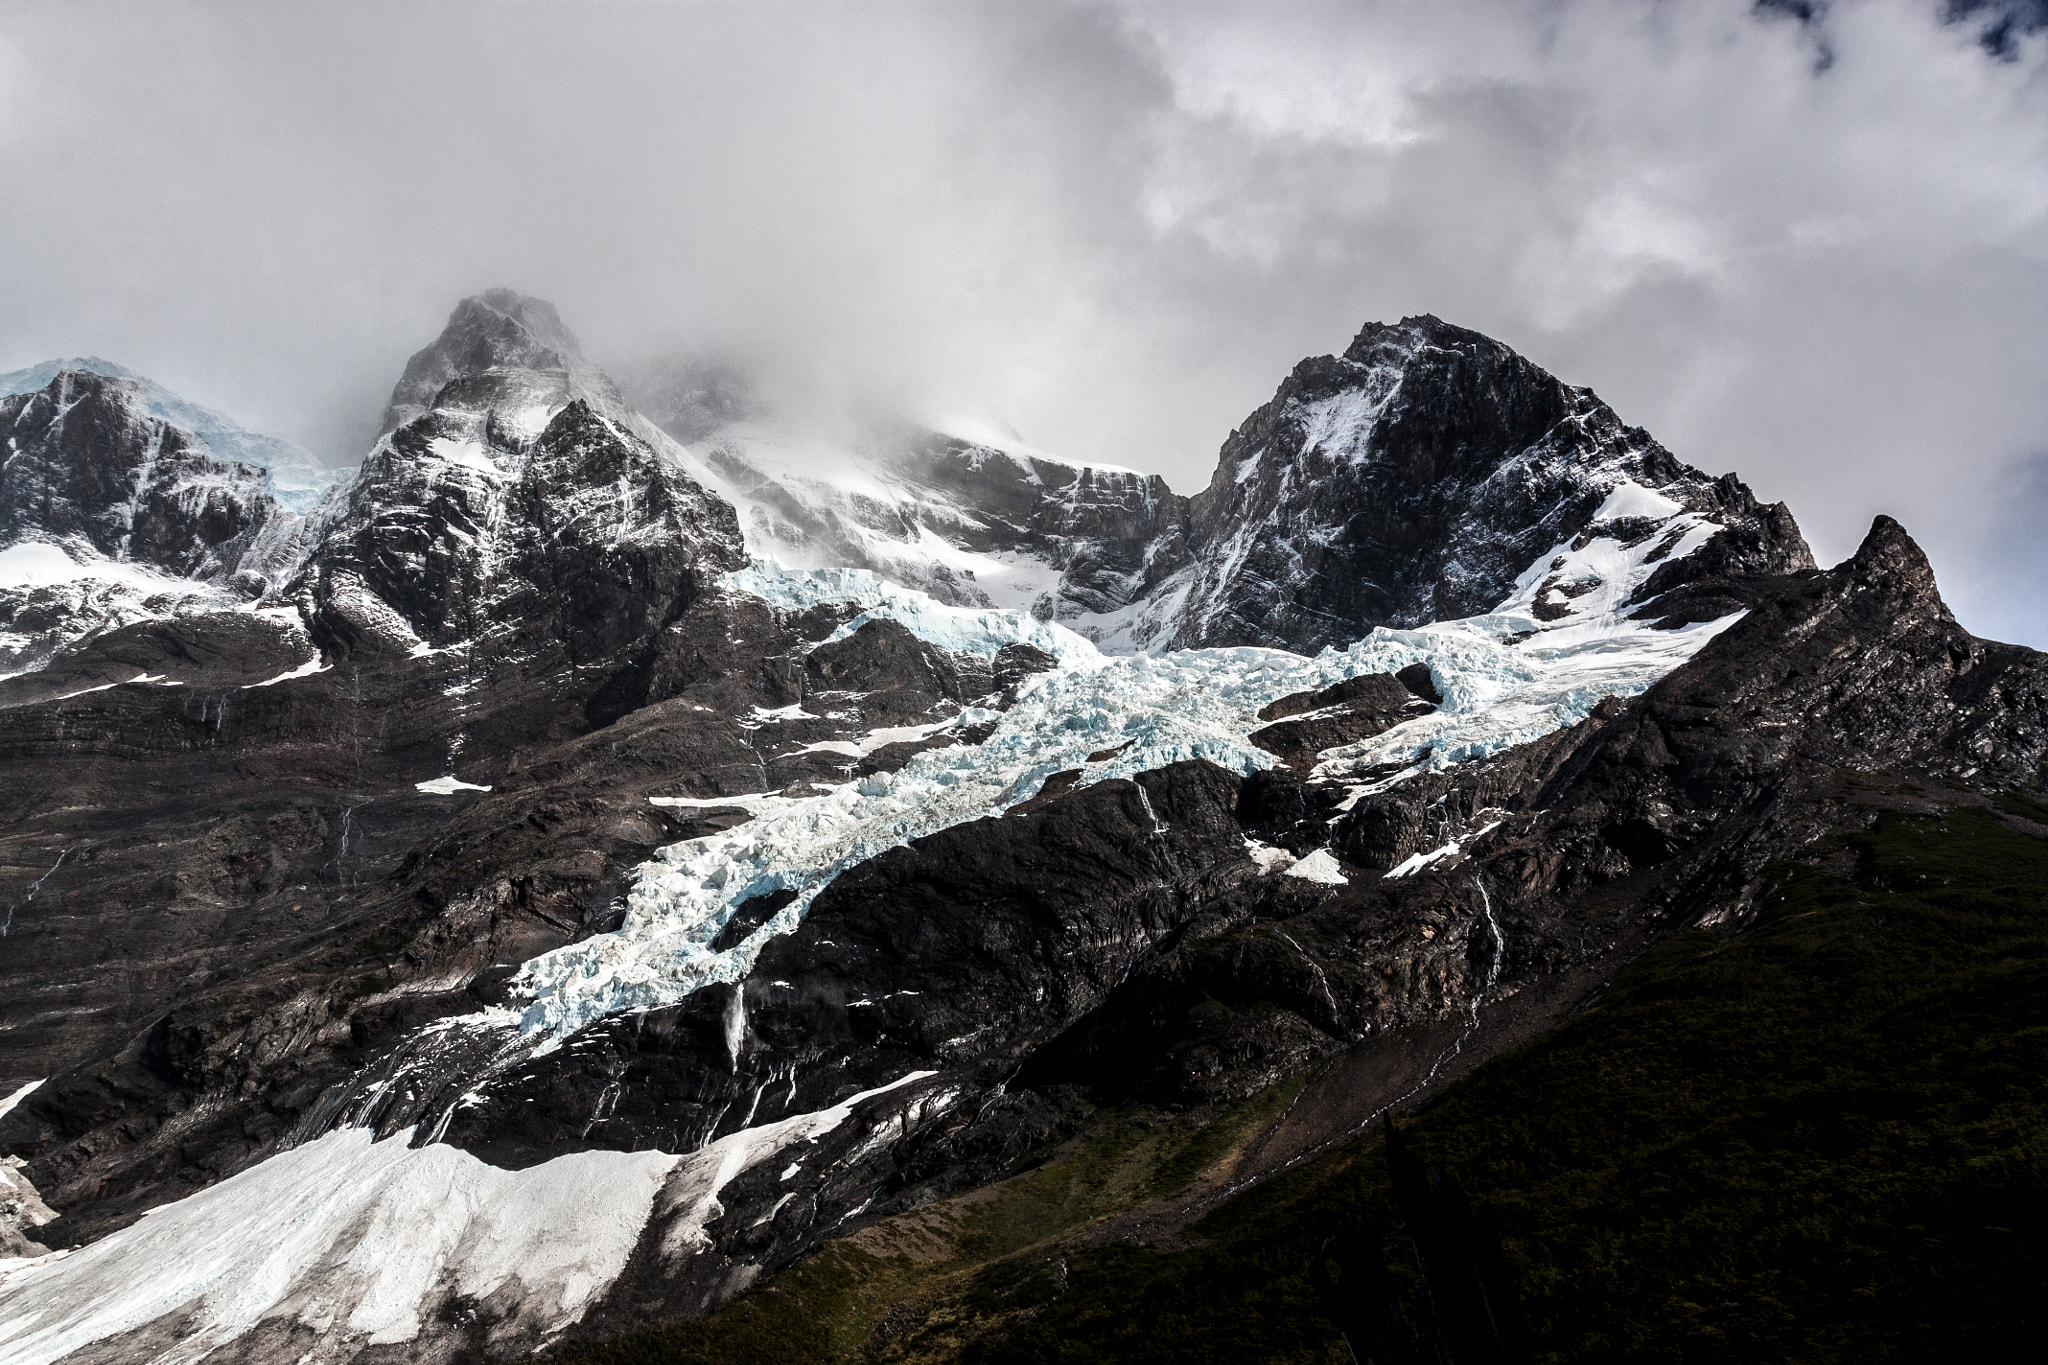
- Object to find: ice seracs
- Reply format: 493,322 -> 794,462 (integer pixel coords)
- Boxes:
512,475 -> 1748,1038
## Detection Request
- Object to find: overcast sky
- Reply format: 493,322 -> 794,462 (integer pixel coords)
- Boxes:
3,0 -> 2046,642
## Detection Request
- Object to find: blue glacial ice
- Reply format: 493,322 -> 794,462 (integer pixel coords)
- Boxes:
512,522 -> 1740,1039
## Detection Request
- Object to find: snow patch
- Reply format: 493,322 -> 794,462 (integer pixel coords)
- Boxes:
1383,821 -> 1502,879
1283,849 -> 1349,884
781,718 -> 962,760
0,541 -> 193,594
0,1130 -> 677,1364
241,656 -> 330,689
0,1079 -> 41,1123
1594,480 -> 1685,522
416,776 -> 492,796
1243,838 -> 1297,874
424,437 -> 506,480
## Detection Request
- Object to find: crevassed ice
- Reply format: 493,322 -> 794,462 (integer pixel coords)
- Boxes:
513,514 -> 1740,1038
724,560 -> 1098,664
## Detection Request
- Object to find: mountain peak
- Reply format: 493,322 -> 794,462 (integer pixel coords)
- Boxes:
1845,513 -> 1947,611
1339,313 -> 1499,368
1164,314 -> 1814,652
0,356 -> 139,397
379,289 -> 612,436
0,360 -> 337,513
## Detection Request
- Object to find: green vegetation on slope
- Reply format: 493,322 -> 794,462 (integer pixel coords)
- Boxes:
551,1081 -> 1304,1365
558,796 -> 2048,1364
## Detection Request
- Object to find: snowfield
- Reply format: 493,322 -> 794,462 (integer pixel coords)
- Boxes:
0,1069 -> 936,1365
0,1132 -> 675,1363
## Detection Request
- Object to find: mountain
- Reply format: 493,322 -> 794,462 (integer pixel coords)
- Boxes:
289,289 -> 743,668
1156,314 -> 1814,651
617,317 -> 1811,657
0,292 -> 2040,1364
0,356 -> 343,513
618,351 -> 1192,634
0,368 -> 309,679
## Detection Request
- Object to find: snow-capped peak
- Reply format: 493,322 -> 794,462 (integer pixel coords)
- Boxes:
0,358 -> 341,513
376,288 -> 625,441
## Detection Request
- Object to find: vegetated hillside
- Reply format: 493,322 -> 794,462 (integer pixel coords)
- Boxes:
555,776 -> 2048,1365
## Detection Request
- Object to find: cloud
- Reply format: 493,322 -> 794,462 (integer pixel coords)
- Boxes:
0,33 -> 32,145
0,0 -> 2045,643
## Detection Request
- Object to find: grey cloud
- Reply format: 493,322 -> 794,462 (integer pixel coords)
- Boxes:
1,0 -> 2045,642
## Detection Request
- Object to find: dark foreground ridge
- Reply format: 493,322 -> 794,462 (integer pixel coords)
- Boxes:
570,789 -> 2045,1364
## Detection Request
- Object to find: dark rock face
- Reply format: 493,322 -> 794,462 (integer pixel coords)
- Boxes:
1011,518 -> 2048,1123
0,576 -> 1028,1251
0,371 -> 284,584
295,295 -> 744,662
1160,316 -> 1814,652
1250,669 -> 1439,773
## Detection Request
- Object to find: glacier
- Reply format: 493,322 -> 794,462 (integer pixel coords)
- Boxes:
512,489 -> 1741,1039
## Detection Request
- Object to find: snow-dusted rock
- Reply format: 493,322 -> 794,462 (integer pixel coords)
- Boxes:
0,370 -> 312,674
1151,314 -> 1816,653
290,292 -> 744,658
0,357 -> 342,513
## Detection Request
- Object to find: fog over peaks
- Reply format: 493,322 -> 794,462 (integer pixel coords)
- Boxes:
1,0 -> 2045,642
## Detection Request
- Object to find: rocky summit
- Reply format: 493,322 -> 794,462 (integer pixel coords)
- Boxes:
0,292 -> 2041,1365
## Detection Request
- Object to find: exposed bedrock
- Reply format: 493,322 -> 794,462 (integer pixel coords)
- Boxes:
1164,315 -> 1815,652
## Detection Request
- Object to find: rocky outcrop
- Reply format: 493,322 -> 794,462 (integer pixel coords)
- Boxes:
1159,315 -> 1815,652
0,1153 -> 55,1259
0,371 -> 287,587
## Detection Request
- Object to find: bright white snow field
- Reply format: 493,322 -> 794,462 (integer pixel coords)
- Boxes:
0,1073 -> 937,1365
